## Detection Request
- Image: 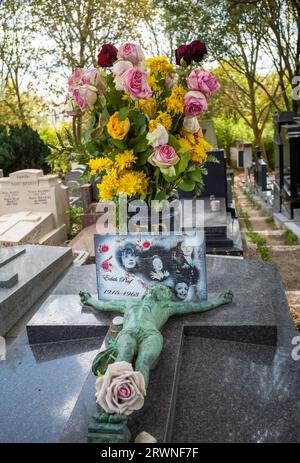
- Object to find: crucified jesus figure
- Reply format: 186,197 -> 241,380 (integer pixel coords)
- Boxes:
79,285 -> 234,388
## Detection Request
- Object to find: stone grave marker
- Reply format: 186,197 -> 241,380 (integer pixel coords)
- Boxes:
0,244 -> 73,336
0,169 -> 70,246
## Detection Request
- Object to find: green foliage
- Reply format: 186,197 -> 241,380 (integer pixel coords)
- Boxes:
246,231 -> 270,261
46,128 -> 80,174
283,229 -> 298,245
214,118 -> 253,160
0,123 -> 51,175
67,206 -> 83,240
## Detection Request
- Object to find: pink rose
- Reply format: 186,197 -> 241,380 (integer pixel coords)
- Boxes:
73,87 -> 97,111
187,69 -> 220,96
117,43 -> 145,64
68,68 -> 85,91
95,361 -> 146,416
81,68 -> 106,94
113,60 -> 133,76
65,92 -> 81,116
122,67 -> 152,100
101,259 -> 111,272
146,124 -> 168,148
148,144 -> 179,176
184,91 -> 208,117
142,241 -> 151,250
99,244 -> 109,253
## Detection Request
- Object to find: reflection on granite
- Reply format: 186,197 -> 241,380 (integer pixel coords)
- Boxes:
0,247 -> 25,267
27,295 -> 113,344
0,337 -> 103,443
172,337 -> 300,443
0,245 -> 73,336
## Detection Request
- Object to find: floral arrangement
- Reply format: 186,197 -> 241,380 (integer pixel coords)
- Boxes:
66,40 -> 220,204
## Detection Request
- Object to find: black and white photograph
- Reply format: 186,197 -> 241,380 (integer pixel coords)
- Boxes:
94,231 -> 207,302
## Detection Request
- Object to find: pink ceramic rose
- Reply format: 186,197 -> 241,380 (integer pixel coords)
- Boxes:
117,43 -> 145,64
122,67 -> 152,100
187,69 -> 220,96
95,361 -> 146,416
184,91 -> 208,117
148,144 -> 179,177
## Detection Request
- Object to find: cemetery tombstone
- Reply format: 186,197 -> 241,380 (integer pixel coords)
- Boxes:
0,169 -> 70,246
273,112 -> 297,211
199,120 -> 218,148
280,124 -> 300,219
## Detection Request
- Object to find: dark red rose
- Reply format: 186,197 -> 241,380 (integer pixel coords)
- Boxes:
97,44 -> 118,67
175,44 -> 192,66
189,40 -> 207,63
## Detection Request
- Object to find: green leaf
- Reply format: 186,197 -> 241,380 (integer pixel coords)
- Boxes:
154,190 -> 167,201
188,170 -> 203,182
118,107 -> 130,120
133,137 -> 149,153
128,128 -> 147,148
111,139 -> 127,150
206,154 -> 219,164
179,179 -> 195,191
135,148 -> 152,166
168,133 -> 181,151
85,141 -> 98,154
176,152 -> 190,175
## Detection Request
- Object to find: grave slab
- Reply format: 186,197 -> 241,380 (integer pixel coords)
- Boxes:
27,294 -> 112,344
3,255 -> 299,443
0,245 -> 73,336
57,256 -> 299,443
0,337 -> 103,443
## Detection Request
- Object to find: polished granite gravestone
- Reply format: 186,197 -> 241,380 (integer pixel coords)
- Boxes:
21,256 -> 300,443
0,245 -> 73,336
0,336 -> 104,443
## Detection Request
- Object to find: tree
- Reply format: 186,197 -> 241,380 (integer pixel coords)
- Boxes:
31,0 -> 153,72
0,124 -> 51,175
229,0 -> 300,112
157,0 -> 283,160
0,0 -> 39,123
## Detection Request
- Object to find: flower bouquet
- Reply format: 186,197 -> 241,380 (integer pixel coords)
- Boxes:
66,40 -> 220,204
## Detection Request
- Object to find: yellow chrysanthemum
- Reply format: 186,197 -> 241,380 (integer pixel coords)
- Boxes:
149,111 -> 172,132
135,98 -> 157,119
146,56 -> 175,76
88,157 -> 113,174
179,132 -> 213,164
164,85 -> 186,114
117,170 -> 149,198
97,168 -> 119,201
107,112 -> 130,140
148,74 -> 159,92
115,150 -> 137,171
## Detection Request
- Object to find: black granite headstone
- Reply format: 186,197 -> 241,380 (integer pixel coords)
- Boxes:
280,123 -> 300,218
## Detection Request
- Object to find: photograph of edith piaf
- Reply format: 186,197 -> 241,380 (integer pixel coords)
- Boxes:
94,230 -> 207,302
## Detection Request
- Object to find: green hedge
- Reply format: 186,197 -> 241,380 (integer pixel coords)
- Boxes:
0,123 -> 51,175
